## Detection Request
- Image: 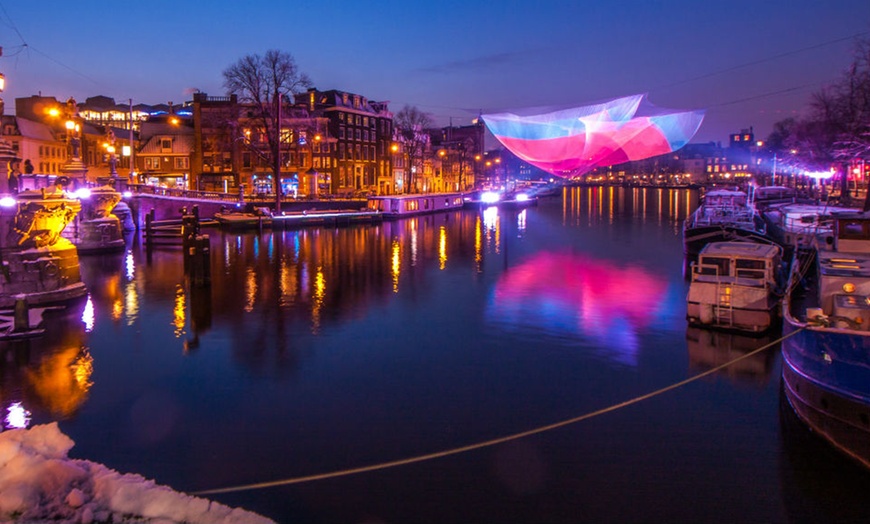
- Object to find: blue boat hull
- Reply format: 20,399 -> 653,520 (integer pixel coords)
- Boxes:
781,321 -> 870,468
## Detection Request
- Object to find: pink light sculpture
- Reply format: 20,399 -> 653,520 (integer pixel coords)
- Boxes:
483,94 -> 705,177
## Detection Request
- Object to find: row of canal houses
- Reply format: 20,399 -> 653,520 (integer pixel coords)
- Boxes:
1,90 -> 487,197
4,90 -> 841,198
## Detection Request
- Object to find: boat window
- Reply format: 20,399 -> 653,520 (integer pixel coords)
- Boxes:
735,259 -> 765,270
698,257 -> 730,276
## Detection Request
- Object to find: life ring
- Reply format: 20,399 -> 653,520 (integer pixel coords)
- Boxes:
55,176 -> 70,187
42,261 -> 59,278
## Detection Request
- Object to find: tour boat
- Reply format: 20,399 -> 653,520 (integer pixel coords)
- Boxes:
366,193 -> 464,219
682,189 -> 770,259
686,241 -> 785,334
781,210 -> 870,469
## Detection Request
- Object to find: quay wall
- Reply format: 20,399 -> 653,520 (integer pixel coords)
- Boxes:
127,196 -> 367,228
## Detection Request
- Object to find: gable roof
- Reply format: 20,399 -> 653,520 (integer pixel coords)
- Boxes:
14,117 -> 56,141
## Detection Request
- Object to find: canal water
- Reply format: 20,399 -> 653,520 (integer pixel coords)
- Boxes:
4,186 -> 870,523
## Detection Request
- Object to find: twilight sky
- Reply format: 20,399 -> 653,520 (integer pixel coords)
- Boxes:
1,0 -> 868,145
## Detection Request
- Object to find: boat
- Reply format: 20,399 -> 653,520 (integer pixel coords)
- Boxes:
781,209 -> 870,469
215,206 -> 382,230
214,207 -> 273,229
366,193 -> 464,219
682,188 -> 771,259
752,185 -> 797,210
686,241 -> 785,334
761,202 -> 860,258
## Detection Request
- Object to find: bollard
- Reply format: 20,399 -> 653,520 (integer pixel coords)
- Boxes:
145,209 -> 155,249
193,234 -> 211,287
13,294 -> 29,332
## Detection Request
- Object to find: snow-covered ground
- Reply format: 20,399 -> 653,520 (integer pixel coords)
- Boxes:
0,423 -> 274,523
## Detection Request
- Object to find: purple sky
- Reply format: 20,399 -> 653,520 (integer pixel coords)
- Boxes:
1,0 -> 868,145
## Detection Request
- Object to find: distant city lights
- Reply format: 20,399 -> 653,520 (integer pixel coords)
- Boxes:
481,191 -> 501,204
804,169 -> 836,180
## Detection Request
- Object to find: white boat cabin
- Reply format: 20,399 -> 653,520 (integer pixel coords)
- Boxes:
687,241 -> 784,333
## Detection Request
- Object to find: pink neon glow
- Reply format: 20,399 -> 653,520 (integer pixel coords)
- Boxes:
487,251 -> 669,365
483,94 -> 705,177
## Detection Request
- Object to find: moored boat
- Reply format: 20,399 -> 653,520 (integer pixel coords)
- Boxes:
686,241 -> 785,333
366,192 -> 464,219
761,202 -> 859,258
682,189 -> 771,259
782,210 -> 870,469
215,206 -> 382,230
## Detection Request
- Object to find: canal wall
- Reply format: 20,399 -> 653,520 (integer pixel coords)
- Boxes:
127,196 -> 368,229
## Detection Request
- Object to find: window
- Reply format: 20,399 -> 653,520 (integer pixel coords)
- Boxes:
175,157 -> 189,169
160,138 -> 172,151
145,157 -> 160,170
363,130 -> 369,142
355,129 -> 361,140
339,127 -> 345,139
698,257 -> 729,276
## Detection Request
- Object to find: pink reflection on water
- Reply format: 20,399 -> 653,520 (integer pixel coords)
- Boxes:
489,252 -> 669,366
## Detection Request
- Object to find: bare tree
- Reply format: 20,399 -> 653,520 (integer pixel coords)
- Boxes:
767,37 -> 870,203
394,105 -> 433,193
223,50 -> 312,207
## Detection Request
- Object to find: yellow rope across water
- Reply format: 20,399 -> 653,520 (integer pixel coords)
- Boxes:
193,326 -> 805,495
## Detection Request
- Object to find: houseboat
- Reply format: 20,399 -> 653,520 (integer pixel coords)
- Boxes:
682,189 -> 770,259
762,202 -> 859,258
782,210 -> 870,469
366,193 -> 465,219
686,241 -> 785,334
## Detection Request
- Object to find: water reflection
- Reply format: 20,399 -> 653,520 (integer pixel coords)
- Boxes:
685,326 -> 777,384
487,251 -> 670,366
0,307 -> 91,430
561,185 -> 698,228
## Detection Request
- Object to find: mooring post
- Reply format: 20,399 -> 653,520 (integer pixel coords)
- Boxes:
145,209 -> 155,249
12,294 -> 29,332
190,234 -> 211,287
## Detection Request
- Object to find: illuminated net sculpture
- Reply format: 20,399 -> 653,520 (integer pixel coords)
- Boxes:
482,94 -> 705,177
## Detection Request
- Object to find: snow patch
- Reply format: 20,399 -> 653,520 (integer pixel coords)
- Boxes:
0,422 -> 274,523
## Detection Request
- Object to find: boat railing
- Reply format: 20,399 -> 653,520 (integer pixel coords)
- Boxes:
689,207 -> 758,228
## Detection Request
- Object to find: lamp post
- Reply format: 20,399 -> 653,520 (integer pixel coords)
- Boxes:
0,71 -> 19,195
58,98 -> 88,189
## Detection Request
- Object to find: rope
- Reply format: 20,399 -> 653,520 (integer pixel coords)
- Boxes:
193,326 -> 805,495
